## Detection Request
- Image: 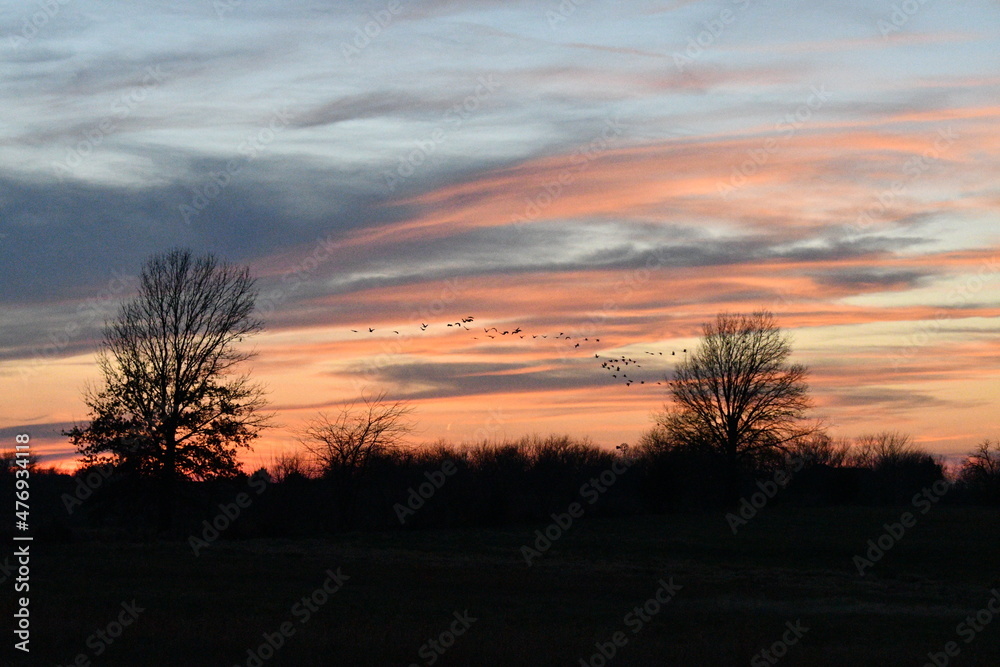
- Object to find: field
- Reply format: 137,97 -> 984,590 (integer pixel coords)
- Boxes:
8,506 -> 1000,666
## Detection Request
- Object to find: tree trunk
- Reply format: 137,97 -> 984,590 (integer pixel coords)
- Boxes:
724,444 -> 742,507
158,434 -> 177,533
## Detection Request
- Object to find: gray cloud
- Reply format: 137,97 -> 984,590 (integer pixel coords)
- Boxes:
345,359 -> 601,401
808,268 -> 931,289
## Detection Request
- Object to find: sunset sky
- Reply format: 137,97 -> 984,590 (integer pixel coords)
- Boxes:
1,0 -> 998,470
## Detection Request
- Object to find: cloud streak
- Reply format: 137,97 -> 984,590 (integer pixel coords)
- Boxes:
2,0 -> 998,467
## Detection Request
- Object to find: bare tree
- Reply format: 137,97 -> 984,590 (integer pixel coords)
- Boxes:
847,431 -> 923,469
963,439 -> 1000,478
65,249 -> 270,530
666,310 -> 817,501
0,449 -> 40,476
959,439 -> 1000,501
300,392 -> 414,525
788,433 -> 851,468
267,451 -> 314,482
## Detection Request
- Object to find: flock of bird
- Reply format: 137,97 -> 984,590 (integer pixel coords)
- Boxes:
349,316 -> 687,388
594,348 -> 687,387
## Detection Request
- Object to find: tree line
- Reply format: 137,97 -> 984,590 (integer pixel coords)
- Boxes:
5,248 -> 995,538
3,431 -> 999,540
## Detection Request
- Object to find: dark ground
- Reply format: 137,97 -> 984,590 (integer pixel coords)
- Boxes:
4,507 -> 1000,666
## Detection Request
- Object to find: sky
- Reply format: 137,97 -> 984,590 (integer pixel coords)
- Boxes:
1,0 -> 998,471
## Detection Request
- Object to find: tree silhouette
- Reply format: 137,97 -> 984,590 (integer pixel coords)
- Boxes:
665,310 -> 816,503
300,391 -> 414,526
847,431 -> 923,469
959,439 -> 1000,503
65,249 -> 269,530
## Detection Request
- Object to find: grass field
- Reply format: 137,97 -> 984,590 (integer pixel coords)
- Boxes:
7,506 -> 1000,666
